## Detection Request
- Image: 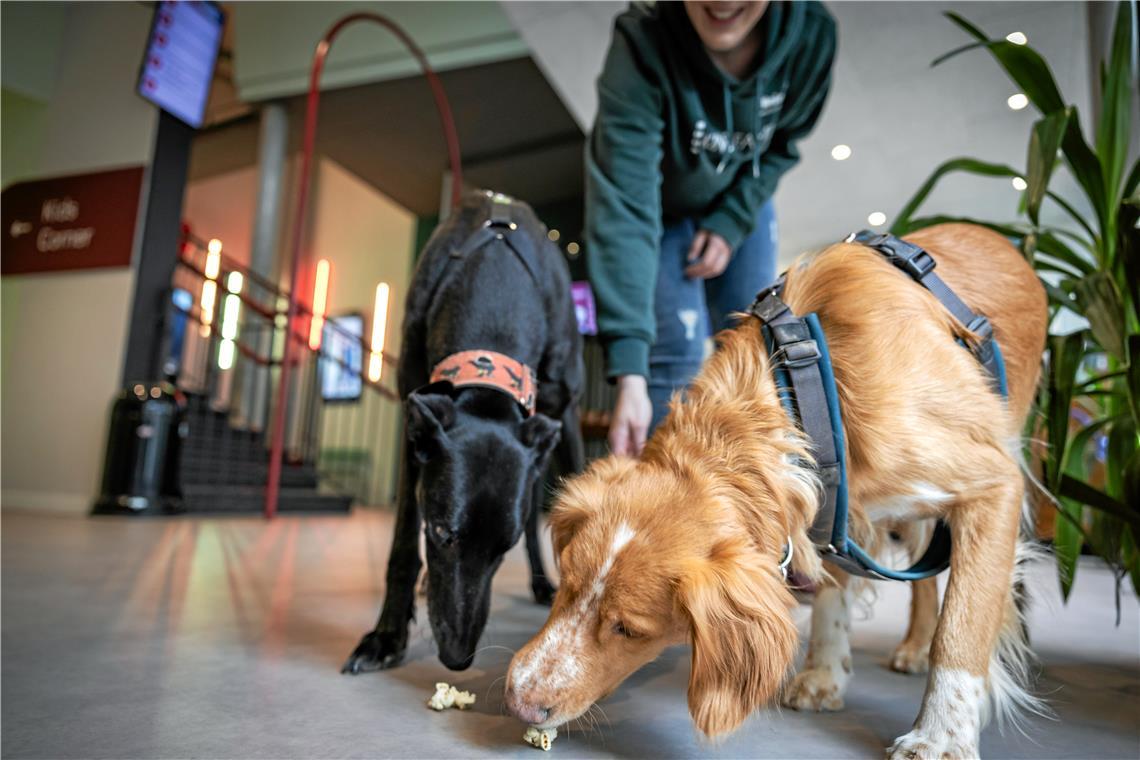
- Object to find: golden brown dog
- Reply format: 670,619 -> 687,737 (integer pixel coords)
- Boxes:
505,224 -> 1047,758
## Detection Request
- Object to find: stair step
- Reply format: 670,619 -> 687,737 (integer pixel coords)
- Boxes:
178,464 -> 319,488
181,485 -> 352,514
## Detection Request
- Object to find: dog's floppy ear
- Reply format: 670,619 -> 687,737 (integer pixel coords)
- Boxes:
406,392 -> 456,464
680,538 -> 798,737
519,413 -> 561,460
549,455 -> 637,559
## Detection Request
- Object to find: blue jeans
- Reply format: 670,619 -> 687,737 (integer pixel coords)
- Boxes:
648,201 -> 778,431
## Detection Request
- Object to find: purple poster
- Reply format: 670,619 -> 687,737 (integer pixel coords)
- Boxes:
571,281 -> 597,336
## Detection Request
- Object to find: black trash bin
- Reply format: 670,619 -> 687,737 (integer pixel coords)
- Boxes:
92,382 -> 187,515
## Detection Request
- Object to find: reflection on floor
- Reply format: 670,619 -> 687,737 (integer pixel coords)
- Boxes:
2,509 -> 1137,759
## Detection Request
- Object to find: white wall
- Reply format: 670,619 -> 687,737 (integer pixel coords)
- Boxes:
778,1 -> 1092,261
0,2 -> 66,102
183,167 -> 260,269
232,1 -> 528,102
502,1 -> 1095,263
309,158 -> 416,505
499,1 -> 625,132
1,3 -> 159,513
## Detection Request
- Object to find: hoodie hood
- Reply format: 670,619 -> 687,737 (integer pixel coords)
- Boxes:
660,1 -> 808,177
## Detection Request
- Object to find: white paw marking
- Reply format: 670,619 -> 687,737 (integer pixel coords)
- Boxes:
786,585 -> 852,711
783,666 -> 847,711
887,728 -> 978,760
890,668 -> 984,759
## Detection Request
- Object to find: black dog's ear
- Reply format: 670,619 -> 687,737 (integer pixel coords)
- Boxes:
406,392 -> 456,464
519,413 -> 561,459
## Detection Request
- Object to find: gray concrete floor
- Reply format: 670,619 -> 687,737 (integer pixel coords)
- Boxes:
2,509 -> 1137,759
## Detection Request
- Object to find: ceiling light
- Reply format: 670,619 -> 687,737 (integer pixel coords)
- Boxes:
867,212 -> 886,227
1012,177 -> 1028,191
1007,93 -> 1029,110
830,144 -> 852,161
1005,31 -> 1027,45
547,229 -> 560,242
566,242 -> 580,257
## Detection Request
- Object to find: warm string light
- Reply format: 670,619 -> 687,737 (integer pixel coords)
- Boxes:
309,259 -> 330,351
368,282 -> 390,382
199,239 -> 223,337
218,271 -> 243,370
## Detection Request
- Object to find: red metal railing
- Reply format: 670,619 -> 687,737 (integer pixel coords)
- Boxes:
266,12 -> 463,518
173,232 -> 403,508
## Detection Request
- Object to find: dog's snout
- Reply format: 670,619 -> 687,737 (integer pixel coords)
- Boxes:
505,687 -> 551,725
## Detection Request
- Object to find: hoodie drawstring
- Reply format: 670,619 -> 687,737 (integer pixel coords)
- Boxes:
716,80 -> 763,179
716,83 -> 734,174
751,78 -> 762,179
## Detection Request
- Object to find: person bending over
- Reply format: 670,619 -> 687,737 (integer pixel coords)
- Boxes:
587,0 -> 836,454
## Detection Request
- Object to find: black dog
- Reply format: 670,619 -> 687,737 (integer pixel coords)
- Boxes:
342,191 -> 584,673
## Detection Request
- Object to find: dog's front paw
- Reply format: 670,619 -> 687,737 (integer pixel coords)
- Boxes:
887,728 -> 978,760
341,630 -> 407,674
782,667 -> 847,711
531,579 -> 556,607
889,641 -> 930,674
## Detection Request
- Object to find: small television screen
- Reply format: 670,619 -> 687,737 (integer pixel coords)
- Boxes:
320,314 -> 364,403
137,1 -> 225,128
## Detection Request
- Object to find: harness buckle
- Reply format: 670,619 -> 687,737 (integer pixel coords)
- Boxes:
967,315 -> 993,342
772,338 -> 821,369
751,290 -> 789,322
885,239 -> 937,280
967,315 -> 995,364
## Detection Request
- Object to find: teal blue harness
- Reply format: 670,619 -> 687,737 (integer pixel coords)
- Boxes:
752,231 -> 1008,581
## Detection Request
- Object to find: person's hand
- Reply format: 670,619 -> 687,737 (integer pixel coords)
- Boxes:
684,229 -> 732,279
608,374 -> 652,457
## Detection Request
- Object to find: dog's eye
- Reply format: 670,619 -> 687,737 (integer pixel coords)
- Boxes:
612,621 -> 640,639
432,524 -> 455,547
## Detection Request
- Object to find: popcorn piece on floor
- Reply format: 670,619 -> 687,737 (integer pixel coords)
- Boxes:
426,682 -> 476,711
523,726 -> 557,751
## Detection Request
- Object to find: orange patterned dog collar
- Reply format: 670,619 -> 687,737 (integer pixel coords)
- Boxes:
429,350 -> 537,416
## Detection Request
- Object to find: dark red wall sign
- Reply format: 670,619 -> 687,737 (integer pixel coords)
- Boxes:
1,166 -> 145,275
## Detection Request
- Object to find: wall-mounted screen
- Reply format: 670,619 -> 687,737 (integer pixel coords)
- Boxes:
321,314 -> 364,403
137,1 -> 224,128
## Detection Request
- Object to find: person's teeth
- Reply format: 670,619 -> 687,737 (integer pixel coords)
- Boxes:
710,8 -> 738,20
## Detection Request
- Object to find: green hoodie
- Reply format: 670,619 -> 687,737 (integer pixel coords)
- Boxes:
586,1 -> 837,379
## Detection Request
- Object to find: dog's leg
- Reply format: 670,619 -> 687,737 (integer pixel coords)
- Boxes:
783,570 -> 853,711
887,475 -> 1024,760
890,577 -> 939,674
525,476 -> 556,606
557,403 -> 586,476
342,452 -> 422,673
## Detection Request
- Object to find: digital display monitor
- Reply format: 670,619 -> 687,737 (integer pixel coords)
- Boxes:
321,315 -> 364,403
137,1 -> 225,128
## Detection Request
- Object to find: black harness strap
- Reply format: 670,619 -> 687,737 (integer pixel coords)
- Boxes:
751,231 -> 1008,581
848,231 -> 1004,395
448,191 -> 542,285
753,283 -> 839,546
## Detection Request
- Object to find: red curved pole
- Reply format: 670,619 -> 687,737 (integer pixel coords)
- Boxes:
265,13 -> 463,518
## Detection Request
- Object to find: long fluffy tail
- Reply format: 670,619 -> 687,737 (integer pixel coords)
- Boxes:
985,538 -> 1051,733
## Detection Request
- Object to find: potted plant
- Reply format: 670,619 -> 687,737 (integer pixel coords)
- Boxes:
890,5 -> 1139,605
